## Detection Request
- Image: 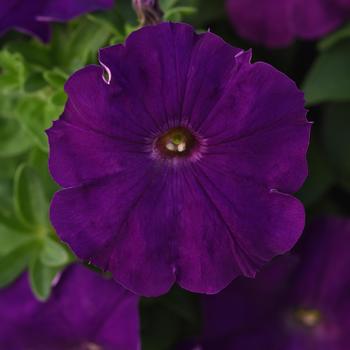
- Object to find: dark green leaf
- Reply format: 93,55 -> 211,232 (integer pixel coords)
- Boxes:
322,103 -> 350,191
319,23 -> 350,51
303,41 -> 350,105
0,155 -> 26,180
51,17 -> 114,72
190,0 -> 224,26
5,40 -> 51,69
141,286 -> 200,350
0,242 -> 36,288
297,134 -> 335,207
43,68 -> 67,89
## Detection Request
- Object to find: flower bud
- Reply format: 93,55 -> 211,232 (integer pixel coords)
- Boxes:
132,0 -> 163,26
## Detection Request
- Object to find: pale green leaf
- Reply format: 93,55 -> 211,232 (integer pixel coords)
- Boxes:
14,164 -> 49,227
29,258 -> 60,301
40,237 -> 69,267
0,118 -> 32,157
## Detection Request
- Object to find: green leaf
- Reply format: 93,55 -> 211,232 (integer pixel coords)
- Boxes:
46,91 -> 66,122
14,164 -> 49,227
303,41 -> 350,105
29,258 -> 60,301
141,286 -> 200,350
51,17 -> 114,72
5,40 -> 51,69
319,23 -> 350,51
16,96 -> 50,152
160,0 -> 179,11
297,135 -> 334,207
0,118 -> 32,157
0,93 -> 16,119
40,237 -> 69,267
0,243 -> 36,288
28,147 -> 59,198
322,103 -> 350,191
87,11 -> 124,35
43,68 -> 67,89
164,6 -> 197,21
0,224 -> 34,256
0,181 -> 12,215
189,0 -> 223,26
0,50 -> 26,94
0,155 -> 26,181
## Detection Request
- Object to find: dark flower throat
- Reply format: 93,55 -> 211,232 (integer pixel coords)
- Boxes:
156,127 -> 197,159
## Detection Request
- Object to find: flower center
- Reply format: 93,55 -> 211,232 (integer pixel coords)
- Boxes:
295,308 -> 322,328
155,127 -> 197,158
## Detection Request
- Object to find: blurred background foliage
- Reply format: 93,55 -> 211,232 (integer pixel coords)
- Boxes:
0,0 -> 349,349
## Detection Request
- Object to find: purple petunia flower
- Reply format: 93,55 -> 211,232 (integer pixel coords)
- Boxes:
227,0 -> 350,48
0,264 -> 140,350
192,217 -> 350,350
0,0 -> 113,42
47,22 -> 311,297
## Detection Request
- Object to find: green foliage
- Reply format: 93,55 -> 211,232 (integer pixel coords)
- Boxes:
14,164 -> 49,226
0,5 -> 134,301
50,18 -> 115,72
322,103 -> 350,192
40,237 -> 69,267
319,23 -> 350,51
0,7 -> 127,301
141,286 -> 200,350
297,134 -> 335,207
29,258 -> 61,301
0,50 -> 26,94
0,163 -> 71,299
303,40 -> 350,105
161,0 -> 197,21
0,242 -> 37,288
0,118 -> 33,157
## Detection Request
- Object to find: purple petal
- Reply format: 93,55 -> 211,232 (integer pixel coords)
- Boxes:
195,217 -> 350,349
37,0 -> 114,21
0,264 -> 140,350
50,165 -> 178,297
0,0 -> 113,42
0,0 -> 50,41
199,58 -> 310,193
227,0 -> 346,47
293,0 -> 343,40
227,0 -> 295,47
180,164 -> 305,282
99,23 -> 242,131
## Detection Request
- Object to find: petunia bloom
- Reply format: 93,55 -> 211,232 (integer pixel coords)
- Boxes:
0,264 -> 140,350
227,0 -> 350,48
47,22 -> 311,297
192,217 -> 350,350
0,0 -> 114,42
